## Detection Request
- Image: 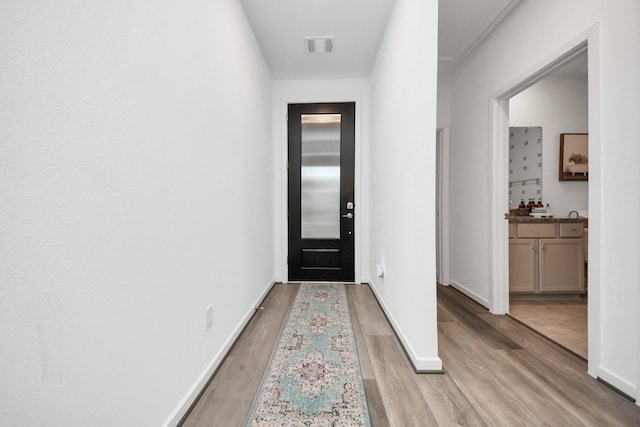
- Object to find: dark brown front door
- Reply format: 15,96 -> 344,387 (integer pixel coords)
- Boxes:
288,102 -> 355,282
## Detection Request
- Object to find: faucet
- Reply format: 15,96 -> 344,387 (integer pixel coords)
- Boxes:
568,210 -> 579,218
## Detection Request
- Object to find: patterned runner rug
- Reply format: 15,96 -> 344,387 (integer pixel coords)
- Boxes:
246,283 -> 371,426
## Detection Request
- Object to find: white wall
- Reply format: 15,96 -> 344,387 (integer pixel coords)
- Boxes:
449,0 -> 640,399
369,0 -> 441,371
272,79 -> 371,285
0,1 -> 273,425
510,74 -> 589,216
636,0 -> 640,401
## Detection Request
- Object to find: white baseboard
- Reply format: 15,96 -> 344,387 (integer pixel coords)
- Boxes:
163,280 -> 276,427
449,279 -> 490,309
367,283 -> 443,372
597,365 -> 638,400
411,356 -> 445,372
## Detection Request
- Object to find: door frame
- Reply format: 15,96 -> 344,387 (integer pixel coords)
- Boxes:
489,26 -> 599,378
287,102 -> 355,281
278,97 -> 363,284
436,128 -> 451,286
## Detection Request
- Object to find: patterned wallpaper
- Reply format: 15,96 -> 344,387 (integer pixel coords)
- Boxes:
509,127 -> 542,206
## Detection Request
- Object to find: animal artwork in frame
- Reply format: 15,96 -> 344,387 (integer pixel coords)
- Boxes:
559,133 -> 588,181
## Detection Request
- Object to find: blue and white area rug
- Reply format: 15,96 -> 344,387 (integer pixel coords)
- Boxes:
246,283 -> 371,426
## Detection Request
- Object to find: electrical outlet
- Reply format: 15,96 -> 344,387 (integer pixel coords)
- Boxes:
205,305 -> 213,330
375,260 -> 385,278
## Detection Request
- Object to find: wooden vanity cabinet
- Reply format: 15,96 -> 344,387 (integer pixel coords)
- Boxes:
509,221 -> 584,294
509,238 -> 537,292
539,238 -> 584,292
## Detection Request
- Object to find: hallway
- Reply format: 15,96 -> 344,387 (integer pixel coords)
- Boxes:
3,1 -> 640,424
182,283 -> 640,426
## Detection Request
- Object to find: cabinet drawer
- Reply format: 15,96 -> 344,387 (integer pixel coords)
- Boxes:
517,223 -> 556,238
509,223 -> 515,239
559,223 -> 584,238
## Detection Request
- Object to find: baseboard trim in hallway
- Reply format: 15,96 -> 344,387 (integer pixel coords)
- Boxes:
167,280 -> 277,427
597,376 -> 637,403
448,279 -> 490,308
365,282 -> 444,373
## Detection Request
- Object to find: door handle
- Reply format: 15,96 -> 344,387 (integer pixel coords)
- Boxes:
342,213 -> 354,219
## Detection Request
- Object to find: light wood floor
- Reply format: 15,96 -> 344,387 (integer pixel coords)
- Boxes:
509,297 -> 588,359
181,283 -> 640,426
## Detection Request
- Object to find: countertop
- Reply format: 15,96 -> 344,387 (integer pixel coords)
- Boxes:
505,214 -> 586,223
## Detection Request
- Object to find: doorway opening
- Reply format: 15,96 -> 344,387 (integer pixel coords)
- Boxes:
489,33 -> 599,375
506,51 -> 589,359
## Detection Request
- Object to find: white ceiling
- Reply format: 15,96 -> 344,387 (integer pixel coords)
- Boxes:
239,0 -> 522,79
239,0 -> 396,79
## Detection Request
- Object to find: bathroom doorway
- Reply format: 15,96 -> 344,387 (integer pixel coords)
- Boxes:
505,50 -> 589,360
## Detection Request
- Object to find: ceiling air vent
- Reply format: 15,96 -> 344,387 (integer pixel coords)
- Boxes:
305,36 -> 335,54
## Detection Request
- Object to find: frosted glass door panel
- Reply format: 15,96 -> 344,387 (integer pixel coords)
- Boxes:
301,114 -> 341,239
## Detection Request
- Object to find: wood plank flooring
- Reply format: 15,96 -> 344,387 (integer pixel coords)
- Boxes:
509,297 -> 588,359
180,285 -> 296,427
181,283 -> 640,426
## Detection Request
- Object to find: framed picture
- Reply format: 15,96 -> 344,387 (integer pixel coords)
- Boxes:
559,133 -> 588,181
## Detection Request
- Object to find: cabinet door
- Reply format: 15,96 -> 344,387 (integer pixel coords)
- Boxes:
539,238 -> 584,292
509,239 -> 537,293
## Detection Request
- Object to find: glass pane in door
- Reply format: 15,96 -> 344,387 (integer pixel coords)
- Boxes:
300,114 -> 341,239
